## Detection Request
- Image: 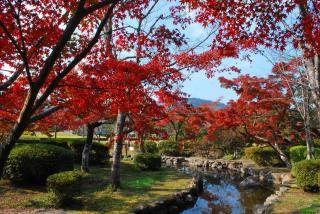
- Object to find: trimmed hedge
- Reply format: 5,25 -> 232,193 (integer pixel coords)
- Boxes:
17,138 -> 109,165
158,140 -> 181,157
4,144 -> 74,183
134,153 -> 161,170
47,170 -> 83,206
289,145 -> 320,163
245,146 -> 285,167
291,160 -> 320,192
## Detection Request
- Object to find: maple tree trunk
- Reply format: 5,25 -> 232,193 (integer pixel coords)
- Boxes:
304,113 -> 315,160
54,125 -> 57,139
0,89 -> 37,176
111,111 -> 126,191
0,123 -> 27,176
139,135 -> 145,154
81,123 -> 95,173
269,143 -> 291,168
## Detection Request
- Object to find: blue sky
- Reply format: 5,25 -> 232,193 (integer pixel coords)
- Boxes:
181,20 -> 274,104
182,53 -> 274,103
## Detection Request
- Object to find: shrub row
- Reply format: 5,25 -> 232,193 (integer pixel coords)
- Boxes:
291,160 -> 320,192
19,138 -> 110,165
289,145 -> 320,163
245,145 -> 320,167
4,144 -> 74,183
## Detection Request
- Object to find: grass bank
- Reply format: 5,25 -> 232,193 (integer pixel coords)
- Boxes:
0,161 -> 191,214
272,185 -> 320,214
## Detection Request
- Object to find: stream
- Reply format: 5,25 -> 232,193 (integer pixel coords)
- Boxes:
179,167 -> 275,214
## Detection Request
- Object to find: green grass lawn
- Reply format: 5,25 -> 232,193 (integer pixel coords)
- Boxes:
20,132 -> 84,140
0,161 -> 191,214
272,185 -> 320,214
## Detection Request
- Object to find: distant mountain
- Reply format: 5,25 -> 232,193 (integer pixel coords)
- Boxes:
187,98 -> 227,109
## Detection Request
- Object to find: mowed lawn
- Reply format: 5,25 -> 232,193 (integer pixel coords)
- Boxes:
0,161 -> 192,214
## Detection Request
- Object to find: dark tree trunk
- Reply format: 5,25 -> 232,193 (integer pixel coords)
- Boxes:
54,125 -> 57,139
0,122 -> 27,176
110,111 -> 126,191
139,135 -> 145,154
81,123 -> 95,172
81,122 -> 103,172
0,89 -> 37,176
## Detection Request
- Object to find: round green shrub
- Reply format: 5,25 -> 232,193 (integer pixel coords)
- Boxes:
158,140 -> 181,156
4,144 -> 74,184
244,146 -> 285,167
134,153 -> 161,170
144,141 -> 159,154
289,145 -> 320,163
47,170 -> 83,206
291,160 -> 320,192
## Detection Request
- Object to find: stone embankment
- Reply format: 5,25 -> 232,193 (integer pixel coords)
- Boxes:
161,156 -> 292,186
132,176 -> 203,214
161,156 -> 294,214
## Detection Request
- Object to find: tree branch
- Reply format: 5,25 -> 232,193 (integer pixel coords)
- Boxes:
32,2 -> 118,112
29,106 -> 60,123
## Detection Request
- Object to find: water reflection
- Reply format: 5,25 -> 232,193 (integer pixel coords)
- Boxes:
181,168 -> 274,214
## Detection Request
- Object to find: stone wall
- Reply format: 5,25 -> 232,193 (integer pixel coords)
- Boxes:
159,156 -> 293,214
132,176 -> 203,214
162,156 -> 250,175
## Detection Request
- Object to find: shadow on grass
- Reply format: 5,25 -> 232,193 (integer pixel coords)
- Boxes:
61,161 -> 190,213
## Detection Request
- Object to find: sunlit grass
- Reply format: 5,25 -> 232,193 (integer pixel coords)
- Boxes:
272,185 -> 320,214
20,132 -> 83,140
0,161 -> 191,213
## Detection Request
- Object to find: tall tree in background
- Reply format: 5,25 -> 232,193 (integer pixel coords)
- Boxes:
272,58 -> 316,159
208,75 -> 296,168
183,0 -> 320,125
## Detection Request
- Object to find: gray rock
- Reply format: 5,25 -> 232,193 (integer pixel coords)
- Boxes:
240,176 -> 261,188
253,204 -> 272,214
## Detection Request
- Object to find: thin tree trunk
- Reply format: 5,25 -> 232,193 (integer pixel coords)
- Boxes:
139,135 -> 145,154
305,118 -> 315,159
125,141 -> 128,158
110,111 -> 126,191
54,125 -> 57,139
81,123 -> 95,172
269,143 -> 291,168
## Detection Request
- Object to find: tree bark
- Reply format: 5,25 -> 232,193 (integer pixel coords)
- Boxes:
110,111 -> 126,191
139,134 -> 145,154
0,88 -> 37,176
81,123 -> 95,172
269,143 -> 291,168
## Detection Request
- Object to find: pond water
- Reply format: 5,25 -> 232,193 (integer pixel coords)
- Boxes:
179,167 -> 275,214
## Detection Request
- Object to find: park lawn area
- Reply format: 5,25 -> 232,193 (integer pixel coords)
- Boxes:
272,186 -> 320,214
0,161 -> 192,214
20,132 -> 84,140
